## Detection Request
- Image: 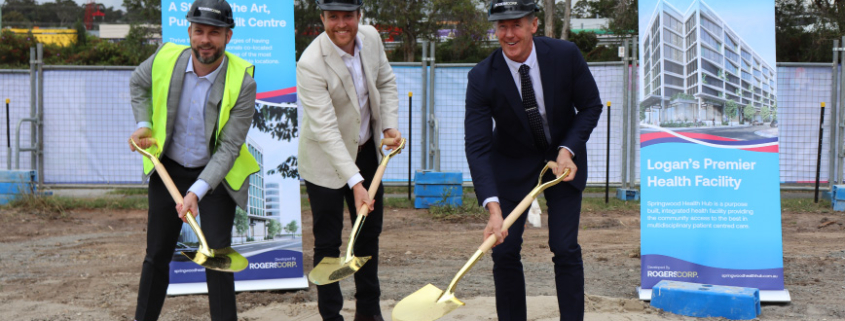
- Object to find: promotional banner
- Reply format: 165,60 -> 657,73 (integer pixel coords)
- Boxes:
162,0 -> 296,103
162,0 -> 305,294
638,0 -> 789,301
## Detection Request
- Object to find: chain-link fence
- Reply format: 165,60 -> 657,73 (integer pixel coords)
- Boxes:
776,64 -> 835,185
381,63 -> 424,184
42,67 -> 138,185
0,69 -> 34,172
0,55 -> 841,190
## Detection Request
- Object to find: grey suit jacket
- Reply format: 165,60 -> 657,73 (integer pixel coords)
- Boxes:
297,25 -> 399,189
130,44 -> 257,209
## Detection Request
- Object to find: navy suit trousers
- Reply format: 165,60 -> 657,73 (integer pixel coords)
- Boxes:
491,177 -> 584,321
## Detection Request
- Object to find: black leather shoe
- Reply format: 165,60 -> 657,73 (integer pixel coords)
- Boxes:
353,314 -> 384,321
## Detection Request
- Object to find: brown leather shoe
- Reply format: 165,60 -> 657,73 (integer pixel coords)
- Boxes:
353,314 -> 384,321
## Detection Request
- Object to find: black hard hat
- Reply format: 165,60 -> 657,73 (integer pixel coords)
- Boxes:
186,0 -> 236,29
488,0 -> 539,21
316,0 -> 363,11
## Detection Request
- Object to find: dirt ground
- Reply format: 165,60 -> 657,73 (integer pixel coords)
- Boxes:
0,197 -> 843,320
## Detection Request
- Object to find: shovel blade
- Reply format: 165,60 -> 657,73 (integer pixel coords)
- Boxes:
182,247 -> 248,273
392,284 -> 465,321
308,255 -> 371,285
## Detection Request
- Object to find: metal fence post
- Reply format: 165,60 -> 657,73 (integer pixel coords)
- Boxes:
838,37 -> 845,186
630,37 -> 639,188
620,38 -> 630,189
5,98 -> 10,170
421,39 -> 428,171
428,41 -> 440,171
37,43 -> 44,190
816,102 -> 826,203
17,47 -> 38,170
830,40 -> 840,188
831,39 -> 839,186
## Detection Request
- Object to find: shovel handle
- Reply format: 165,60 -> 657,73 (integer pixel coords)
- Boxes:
441,163 -> 568,296
129,138 -> 212,256
478,162 -> 569,253
344,138 -> 406,260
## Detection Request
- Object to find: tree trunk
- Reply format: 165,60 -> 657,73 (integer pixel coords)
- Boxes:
403,32 -> 417,62
544,0 -> 555,38
562,0 -> 571,40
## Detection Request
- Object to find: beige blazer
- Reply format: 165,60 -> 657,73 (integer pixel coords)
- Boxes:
297,25 -> 398,189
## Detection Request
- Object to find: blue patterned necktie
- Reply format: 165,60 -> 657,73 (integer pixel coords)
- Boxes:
518,64 -> 549,150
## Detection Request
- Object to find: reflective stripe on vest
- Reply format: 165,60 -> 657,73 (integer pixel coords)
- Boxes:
145,42 -> 259,191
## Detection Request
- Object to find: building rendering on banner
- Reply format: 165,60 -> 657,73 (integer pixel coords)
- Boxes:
243,136 -> 275,241
640,0 -> 777,126
265,183 -> 280,218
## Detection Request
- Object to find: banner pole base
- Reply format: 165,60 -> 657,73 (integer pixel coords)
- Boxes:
167,275 -> 309,296
638,287 -> 791,302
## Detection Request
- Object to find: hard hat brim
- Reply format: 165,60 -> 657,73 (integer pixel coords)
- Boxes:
187,16 -> 235,29
317,3 -> 362,11
487,11 -> 533,22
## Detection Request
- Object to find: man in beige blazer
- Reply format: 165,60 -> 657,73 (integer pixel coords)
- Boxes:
296,0 -> 399,320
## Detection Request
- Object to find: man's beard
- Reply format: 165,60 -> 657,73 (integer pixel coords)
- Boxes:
192,45 -> 225,64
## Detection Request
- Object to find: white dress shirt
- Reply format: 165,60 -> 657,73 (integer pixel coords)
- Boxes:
329,35 -> 389,190
484,41 -> 574,209
137,55 -> 225,201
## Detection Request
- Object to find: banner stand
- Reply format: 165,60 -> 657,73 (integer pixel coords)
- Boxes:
168,276 -> 308,296
637,287 -> 790,303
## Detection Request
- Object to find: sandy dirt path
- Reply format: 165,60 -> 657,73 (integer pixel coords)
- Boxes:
0,199 -> 843,320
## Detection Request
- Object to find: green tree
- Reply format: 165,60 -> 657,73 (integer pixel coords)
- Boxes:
431,0 -> 489,63
234,208 -> 249,237
74,20 -> 87,48
285,220 -> 299,238
365,0 -> 439,62
776,0 -> 835,62
1,10 -> 31,28
761,104 -> 771,121
771,102 -> 778,120
570,30 -> 598,53
607,0 -> 637,35
538,0 -> 564,38
252,103 -> 299,179
743,104 -> 756,122
267,220 -> 282,238
571,0 -> 616,18
294,0 -> 323,61
123,0 -> 161,24
724,100 -> 739,121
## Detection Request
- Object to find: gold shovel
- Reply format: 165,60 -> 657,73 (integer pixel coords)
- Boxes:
392,162 -> 570,321
130,138 -> 248,273
308,138 -> 407,285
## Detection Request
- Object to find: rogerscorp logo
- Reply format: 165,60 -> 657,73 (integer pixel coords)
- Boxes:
249,261 -> 298,269
493,2 -> 518,7
647,270 -> 698,278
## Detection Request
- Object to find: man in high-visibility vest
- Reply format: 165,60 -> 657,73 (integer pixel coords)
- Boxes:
127,0 -> 257,320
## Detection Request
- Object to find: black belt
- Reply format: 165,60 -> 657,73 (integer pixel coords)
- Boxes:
357,137 -> 373,153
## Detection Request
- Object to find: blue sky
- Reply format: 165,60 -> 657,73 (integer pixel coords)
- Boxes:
638,0 -> 777,68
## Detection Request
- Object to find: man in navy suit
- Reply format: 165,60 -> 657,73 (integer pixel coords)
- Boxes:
464,0 -> 603,320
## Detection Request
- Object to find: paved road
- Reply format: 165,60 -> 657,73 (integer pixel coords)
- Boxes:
233,238 -> 303,257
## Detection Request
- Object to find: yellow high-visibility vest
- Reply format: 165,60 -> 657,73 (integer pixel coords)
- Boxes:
144,42 -> 259,191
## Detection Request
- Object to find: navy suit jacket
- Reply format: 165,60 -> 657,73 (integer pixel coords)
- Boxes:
465,36 -> 603,204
